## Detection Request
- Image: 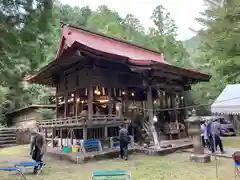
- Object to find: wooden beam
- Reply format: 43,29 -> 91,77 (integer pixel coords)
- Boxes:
152,71 -> 183,81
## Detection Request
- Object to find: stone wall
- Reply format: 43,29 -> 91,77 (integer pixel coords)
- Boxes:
12,109 -> 41,131
15,129 -> 31,145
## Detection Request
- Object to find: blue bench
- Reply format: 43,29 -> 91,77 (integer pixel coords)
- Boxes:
15,161 -> 45,176
0,167 -> 26,180
92,170 -> 131,180
82,139 -> 103,153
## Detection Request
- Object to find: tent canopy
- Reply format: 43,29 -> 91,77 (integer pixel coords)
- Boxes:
211,84 -> 240,115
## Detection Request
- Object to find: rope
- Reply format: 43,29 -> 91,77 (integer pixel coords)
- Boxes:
129,96 -> 240,112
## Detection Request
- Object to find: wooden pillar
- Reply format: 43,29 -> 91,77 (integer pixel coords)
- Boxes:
70,128 -> 73,145
146,84 -> 160,148
87,86 -> 93,120
146,85 -> 154,129
182,91 -> 189,136
108,87 -> 112,115
123,88 -> 129,116
73,93 -> 76,117
60,128 -> 63,149
52,127 -> 54,148
75,92 -> 79,118
44,128 -> 47,145
64,94 -> 68,118
83,126 -> 87,140
56,95 -> 59,119
104,125 -> 108,143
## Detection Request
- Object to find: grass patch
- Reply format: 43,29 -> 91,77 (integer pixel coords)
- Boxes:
0,151 -> 235,180
222,136 -> 240,148
1,137 -> 240,180
0,145 -> 29,156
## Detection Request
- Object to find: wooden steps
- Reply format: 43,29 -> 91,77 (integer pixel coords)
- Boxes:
0,128 -> 17,148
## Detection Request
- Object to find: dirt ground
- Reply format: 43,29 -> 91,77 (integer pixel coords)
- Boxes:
0,137 -> 239,180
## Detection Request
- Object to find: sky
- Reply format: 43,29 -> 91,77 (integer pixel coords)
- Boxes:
59,0 -> 206,40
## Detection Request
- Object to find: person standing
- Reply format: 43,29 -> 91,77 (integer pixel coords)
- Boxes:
119,124 -> 129,160
30,130 -> 45,174
211,119 -> 224,154
200,123 -> 206,147
206,120 -> 213,151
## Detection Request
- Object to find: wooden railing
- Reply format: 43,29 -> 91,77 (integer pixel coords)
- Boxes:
38,115 -> 130,128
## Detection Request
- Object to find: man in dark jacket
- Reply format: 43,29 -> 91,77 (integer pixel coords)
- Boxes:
30,130 -> 45,174
206,121 -> 212,151
119,124 -> 129,160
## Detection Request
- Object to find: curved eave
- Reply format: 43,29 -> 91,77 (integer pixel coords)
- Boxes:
26,41 -> 211,86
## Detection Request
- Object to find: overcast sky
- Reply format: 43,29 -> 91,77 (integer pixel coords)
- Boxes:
59,0 -> 206,40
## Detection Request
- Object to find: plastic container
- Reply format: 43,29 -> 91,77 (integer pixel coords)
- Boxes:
63,146 -> 71,153
72,145 -> 80,152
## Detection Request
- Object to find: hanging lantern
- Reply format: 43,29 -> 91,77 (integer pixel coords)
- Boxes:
131,92 -> 135,96
77,98 -> 80,102
122,91 -> 126,95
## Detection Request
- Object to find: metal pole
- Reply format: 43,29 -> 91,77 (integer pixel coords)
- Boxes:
213,134 -> 218,179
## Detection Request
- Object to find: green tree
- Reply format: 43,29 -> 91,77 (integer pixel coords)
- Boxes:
0,0 -> 54,123
187,0 -> 240,114
145,5 -> 189,67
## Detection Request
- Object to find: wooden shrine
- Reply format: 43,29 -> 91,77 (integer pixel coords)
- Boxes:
26,23 -> 211,146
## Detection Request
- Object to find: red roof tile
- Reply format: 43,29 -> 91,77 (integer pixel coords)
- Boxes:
56,23 -> 165,66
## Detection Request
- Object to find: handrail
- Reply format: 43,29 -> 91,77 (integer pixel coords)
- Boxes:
38,115 -> 129,127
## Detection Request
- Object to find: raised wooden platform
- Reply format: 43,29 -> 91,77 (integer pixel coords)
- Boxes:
39,115 -> 130,128
47,147 -> 135,164
46,139 -> 193,163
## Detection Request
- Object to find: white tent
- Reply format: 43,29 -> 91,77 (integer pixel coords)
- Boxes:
211,84 -> 240,115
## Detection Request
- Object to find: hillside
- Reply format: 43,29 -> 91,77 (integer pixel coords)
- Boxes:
183,35 -> 200,50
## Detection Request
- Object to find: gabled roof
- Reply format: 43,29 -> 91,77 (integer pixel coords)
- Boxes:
26,23 -> 211,85
55,22 -> 165,65
211,84 -> 240,114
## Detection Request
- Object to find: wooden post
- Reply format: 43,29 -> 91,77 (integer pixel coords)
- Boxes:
44,128 -> 47,144
123,88 -> 129,116
56,95 -> 59,119
70,128 -> 73,145
64,94 -> 68,118
75,91 -> 79,118
60,128 -> 63,149
104,126 -> 108,140
108,87 -> 112,114
52,127 -> 54,148
83,126 -> 87,140
87,86 -> 93,121
146,85 -> 154,134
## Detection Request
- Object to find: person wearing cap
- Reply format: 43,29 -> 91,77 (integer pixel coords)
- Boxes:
30,130 -> 45,174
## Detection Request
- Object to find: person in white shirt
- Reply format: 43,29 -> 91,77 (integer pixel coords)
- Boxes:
200,123 -> 207,148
